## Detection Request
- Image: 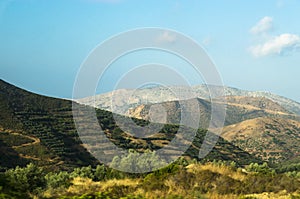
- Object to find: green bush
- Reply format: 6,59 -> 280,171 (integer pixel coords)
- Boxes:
110,149 -> 167,173
0,192 -> 17,199
246,162 -> 275,175
45,171 -> 71,189
70,166 -> 94,179
94,164 -> 125,181
5,163 -> 46,194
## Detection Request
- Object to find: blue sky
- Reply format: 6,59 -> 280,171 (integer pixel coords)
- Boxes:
1,0 -> 300,101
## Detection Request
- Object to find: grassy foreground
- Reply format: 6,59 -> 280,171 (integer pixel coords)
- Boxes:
1,159 -> 300,199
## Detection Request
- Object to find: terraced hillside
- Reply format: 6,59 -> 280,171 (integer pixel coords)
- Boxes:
114,95 -> 300,164
221,117 -> 300,163
0,80 -> 261,170
0,80 -> 99,170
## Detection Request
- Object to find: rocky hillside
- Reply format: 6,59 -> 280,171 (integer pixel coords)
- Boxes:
0,80 -> 261,170
218,96 -> 290,114
127,96 -> 300,127
127,96 -> 300,164
76,85 -> 300,115
221,117 -> 300,163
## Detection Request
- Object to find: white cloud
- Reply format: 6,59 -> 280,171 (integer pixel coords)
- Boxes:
249,16 -> 300,57
249,33 -> 300,57
156,31 -> 177,44
250,16 -> 273,35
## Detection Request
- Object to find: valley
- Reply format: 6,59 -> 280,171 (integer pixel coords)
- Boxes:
1,79 -> 300,198
77,85 -> 300,164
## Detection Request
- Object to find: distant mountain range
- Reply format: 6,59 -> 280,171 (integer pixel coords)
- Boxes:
127,96 -> 300,127
77,85 -> 300,115
124,97 -> 300,163
77,85 -> 300,164
0,80 -> 261,170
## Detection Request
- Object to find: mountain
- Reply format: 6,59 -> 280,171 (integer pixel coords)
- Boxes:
76,85 -> 300,115
75,85 -> 300,164
221,117 -> 300,163
218,96 -> 291,114
193,85 -> 300,115
0,80 -> 261,170
128,98 -> 212,129
127,97 -> 300,163
127,96 -> 300,127
0,80 -> 99,170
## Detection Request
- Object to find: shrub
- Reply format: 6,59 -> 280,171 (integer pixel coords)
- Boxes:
70,166 -> 94,179
110,149 -> 167,173
246,162 -> 275,175
5,163 -> 46,194
45,171 -> 71,189
94,165 -> 125,181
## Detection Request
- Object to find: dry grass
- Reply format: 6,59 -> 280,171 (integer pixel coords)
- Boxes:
42,163 -> 300,199
141,190 -> 172,199
67,177 -> 101,195
54,177 -> 142,198
243,190 -> 296,199
186,163 -> 246,181
205,191 -> 297,199
204,193 -> 241,199
98,178 -> 140,190
164,178 -> 189,197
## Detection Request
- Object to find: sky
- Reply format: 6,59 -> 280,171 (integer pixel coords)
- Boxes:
0,0 -> 300,101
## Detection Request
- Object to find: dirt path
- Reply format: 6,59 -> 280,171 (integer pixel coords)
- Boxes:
0,128 -> 52,161
11,133 -> 40,149
19,153 -> 41,161
0,128 -> 40,149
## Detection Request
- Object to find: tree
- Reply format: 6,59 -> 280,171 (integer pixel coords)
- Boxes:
94,164 -> 125,181
70,166 -> 94,179
246,162 -> 275,175
5,163 -> 46,193
110,150 -> 167,173
45,171 -> 71,189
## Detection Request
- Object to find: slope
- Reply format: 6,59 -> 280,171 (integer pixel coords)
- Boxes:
0,80 -> 99,170
0,79 -> 261,170
127,96 -> 300,128
76,85 -> 300,115
221,117 -> 300,163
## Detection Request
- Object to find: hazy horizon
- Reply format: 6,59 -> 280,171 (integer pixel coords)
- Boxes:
1,0 -> 300,102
